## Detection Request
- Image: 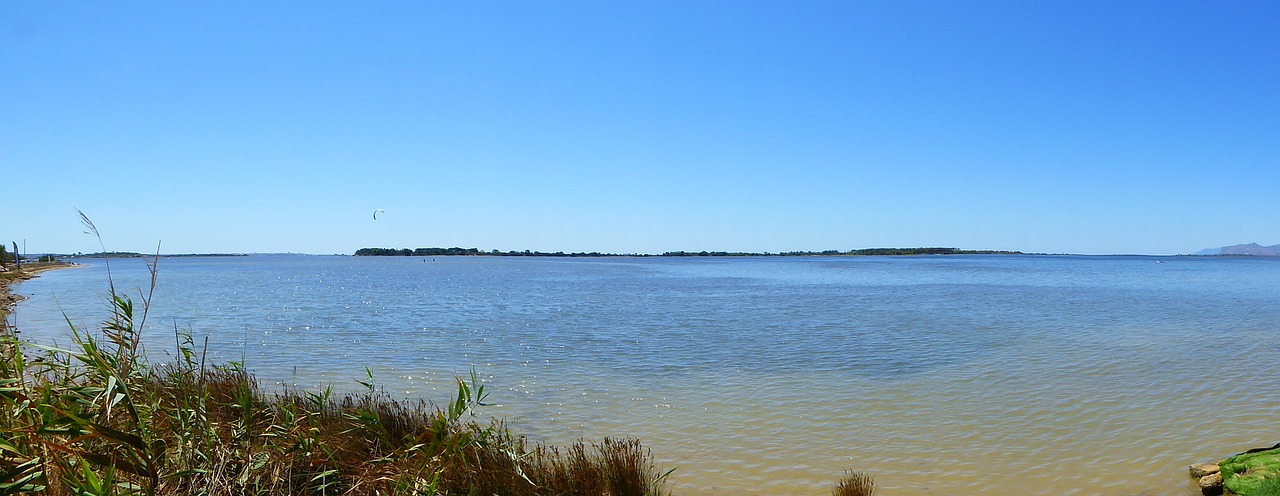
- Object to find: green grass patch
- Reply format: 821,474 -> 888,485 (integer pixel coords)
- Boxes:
1221,448 -> 1280,496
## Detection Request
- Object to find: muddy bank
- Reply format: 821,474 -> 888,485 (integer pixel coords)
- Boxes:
0,261 -> 80,313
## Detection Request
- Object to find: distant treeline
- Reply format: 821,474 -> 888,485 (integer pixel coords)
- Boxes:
661,248 -> 1022,256
355,247 -> 1023,257
848,247 -> 1022,256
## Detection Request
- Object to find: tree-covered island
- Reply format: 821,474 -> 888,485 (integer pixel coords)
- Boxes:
354,247 -> 1024,257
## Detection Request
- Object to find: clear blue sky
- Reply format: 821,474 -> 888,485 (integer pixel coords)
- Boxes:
3,1 -> 1277,255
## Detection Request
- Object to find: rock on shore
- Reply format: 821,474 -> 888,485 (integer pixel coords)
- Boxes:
1191,462 -> 1223,495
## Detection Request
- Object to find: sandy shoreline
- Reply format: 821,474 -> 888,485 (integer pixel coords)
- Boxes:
0,261 -> 80,314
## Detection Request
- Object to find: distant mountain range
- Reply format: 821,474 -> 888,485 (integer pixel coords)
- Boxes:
1195,243 -> 1280,256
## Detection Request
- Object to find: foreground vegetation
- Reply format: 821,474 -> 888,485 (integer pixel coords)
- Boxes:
1,281 -> 676,495
4,215 -> 875,495
1222,447 -> 1280,496
0,271 -> 875,496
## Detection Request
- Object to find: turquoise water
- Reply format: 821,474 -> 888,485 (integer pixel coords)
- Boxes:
10,255 -> 1280,495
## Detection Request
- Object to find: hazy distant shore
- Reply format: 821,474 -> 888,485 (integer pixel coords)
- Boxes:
354,246 -> 1026,257
58,252 -> 249,259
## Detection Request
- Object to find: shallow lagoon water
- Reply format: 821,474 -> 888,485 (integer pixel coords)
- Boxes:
11,255 -> 1280,495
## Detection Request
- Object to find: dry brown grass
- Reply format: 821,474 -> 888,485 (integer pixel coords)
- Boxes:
833,469 -> 875,496
2,291 -> 672,495
4,347 -> 673,495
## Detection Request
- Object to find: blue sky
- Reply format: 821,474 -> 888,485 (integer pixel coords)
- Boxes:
3,1 -> 1277,255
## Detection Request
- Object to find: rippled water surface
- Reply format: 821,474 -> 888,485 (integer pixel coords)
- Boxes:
11,255 -> 1280,495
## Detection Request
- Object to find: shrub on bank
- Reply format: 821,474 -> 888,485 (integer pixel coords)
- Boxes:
832,470 -> 875,496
